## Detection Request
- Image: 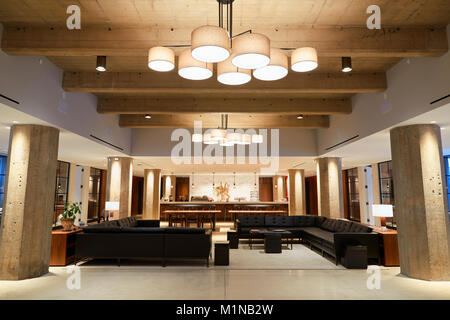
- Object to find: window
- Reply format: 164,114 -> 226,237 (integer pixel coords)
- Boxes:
54,161 -> 70,226
88,167 -> 102,220
0,155 -> 7,218
445,156 -> 450,212
378,161 -> 396,228
345,168 -> 360,222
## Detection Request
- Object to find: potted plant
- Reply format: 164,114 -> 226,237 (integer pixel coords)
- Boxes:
61,202 -> 81,231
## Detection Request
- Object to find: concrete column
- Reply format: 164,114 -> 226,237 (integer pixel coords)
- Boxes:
371,163 -> 382,227
316,157 -> 344,219
143,169 -> 161,220
106,157 -> 133,219
0,124 -> 59,280
288,169 -> 306,215
390,124 -> 450,280
272,175 -> 286,202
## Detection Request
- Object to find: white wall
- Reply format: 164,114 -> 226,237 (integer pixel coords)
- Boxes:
0,24 -> 132,155
317,25 -> 450,155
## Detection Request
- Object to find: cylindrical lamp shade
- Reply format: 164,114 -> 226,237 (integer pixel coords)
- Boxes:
237,134 -> 251,145
96,56 -> 107,72
232,33 -> 270,69
178,48 -> 213,80
291,47 -> 318,72
203,133 -> 218,144
253,48 -> 288,81
105,201 -> 119,211
191,25 -> 230,63
251,134 -> 263,143
210,128 -> 227,141
217,57 -> 251,85
227,132 -> 242,144
192,133 -> 203,142
148,47 -> 175,72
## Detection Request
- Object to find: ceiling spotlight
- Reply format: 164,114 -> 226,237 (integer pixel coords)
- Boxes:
218,57 -> 252,85
297,114 -> 304,120
253,48 -> 288,81
96,56 -> 107,72
232,33 -> 270,69
341,56 -> 352,72
430,121 -> 437,124
144,114 -> 152,119
178,48 -> 213,80
191,25 -> 230,63
291,47 -> 318,72
148,46 -> 175,72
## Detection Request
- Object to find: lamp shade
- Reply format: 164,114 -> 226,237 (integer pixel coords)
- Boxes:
105,201 -> 119,211
192,133 -> 203,142
148,47 -> 175,72
237,133 -> 251,145
178,48 -> 213,80
253,48 -> 288,81
227,132 -> 241,144
96,56 -> 107,72
291,47 -> 318,72
217,57 -> 251,85
372,204 -> 394,217
251,134 -> 263,143
191,25 -> 230,63
210,128 -> 227,141
232,33 -> 270,69
203,133 -> 218,144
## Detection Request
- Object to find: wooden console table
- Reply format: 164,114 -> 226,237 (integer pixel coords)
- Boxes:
50,228 -> 82,266
372,228 -> 399,266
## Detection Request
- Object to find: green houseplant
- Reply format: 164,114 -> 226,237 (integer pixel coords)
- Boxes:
61,202 -> 81,231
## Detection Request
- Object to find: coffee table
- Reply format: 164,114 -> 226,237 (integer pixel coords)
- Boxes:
249,229 -> 293,250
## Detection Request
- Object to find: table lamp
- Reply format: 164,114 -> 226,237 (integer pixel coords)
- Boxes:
372,204 -> 393,230
105,201 -> 119,221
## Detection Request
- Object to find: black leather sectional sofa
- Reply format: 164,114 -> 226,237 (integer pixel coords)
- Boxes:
75,217 -> 212,266
237,215 -> 380,265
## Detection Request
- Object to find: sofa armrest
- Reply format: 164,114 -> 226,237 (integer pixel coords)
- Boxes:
137,220 -> 160,228
334,232 -> 380,263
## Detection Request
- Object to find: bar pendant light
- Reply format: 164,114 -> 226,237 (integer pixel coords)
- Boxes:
96,56 -> 107,72
191,25 -> 230,63
253,48 -> 288,81
341,56 -> 352,72
148,46 -> 175,72
203,133 -> 218,144
291,47 -> 318,72
217,56 -> 251,85
251,134 -> 263,143
232,33 -> 270,69
178,48 -> 213,80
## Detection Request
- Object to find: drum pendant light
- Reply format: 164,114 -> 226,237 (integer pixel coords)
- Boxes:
291,47 -> 318,72
148,47 -> 175,72
217,56 -> 251,85
191,25 -> 231,63
253,48 -> 288,81
232,33 -> 270,69
178,48 -> 213,80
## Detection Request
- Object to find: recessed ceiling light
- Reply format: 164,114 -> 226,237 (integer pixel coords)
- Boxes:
144,114 -> 152,119
430,121 -> 436,124
341,57 -> 352,72
96,56 -> 107,72
114,157 -> 119,161
297,114 -> 304,119
12,121 -> 19,124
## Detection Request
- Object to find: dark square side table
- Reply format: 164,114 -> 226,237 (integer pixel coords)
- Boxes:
227,230 -> 239,249
214,241 -> 230,266
264,233 -> 282,253
341,245 -> 367,269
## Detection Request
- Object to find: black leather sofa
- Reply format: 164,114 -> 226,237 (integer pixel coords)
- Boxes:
75,217 -> 212,266
237,215 -> 380,265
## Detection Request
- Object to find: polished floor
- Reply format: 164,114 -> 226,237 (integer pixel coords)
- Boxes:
1,267 -> 450,299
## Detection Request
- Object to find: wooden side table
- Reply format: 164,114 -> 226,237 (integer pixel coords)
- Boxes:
214,241 -> 230,266
50,228 -> 82,266
372,227 -> 399,266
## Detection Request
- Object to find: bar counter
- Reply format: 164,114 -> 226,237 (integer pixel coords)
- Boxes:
160,201 -> 289,222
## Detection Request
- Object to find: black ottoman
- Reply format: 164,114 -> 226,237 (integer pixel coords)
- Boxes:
227,231 -> 239,249
264,234 -> 282,253
214,241 -> 230,266
341,245 -> 367,269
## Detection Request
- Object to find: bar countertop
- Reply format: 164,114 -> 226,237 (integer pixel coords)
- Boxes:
161,201 -> 288,205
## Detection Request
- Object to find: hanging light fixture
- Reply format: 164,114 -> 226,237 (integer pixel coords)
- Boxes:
191,25 -> 230,63
227,131 -> 242,144
291,47 -> 318,72
251,134 -> 263,143
178,48 -> 213,80
341,56 -> 352,72
210,128 -> 227,141
220,138 -> 234,147
148,46 -> 175,72
192,133 -> 203,142
96,56 -> 107,72
232,33 -> 270,69
203,133 -> 218,144
253,48 -> 288,81
217,57 -> 251,85
237,133 -> 251,145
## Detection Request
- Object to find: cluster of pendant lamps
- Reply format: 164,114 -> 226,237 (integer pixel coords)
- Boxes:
147,27 -> 318,85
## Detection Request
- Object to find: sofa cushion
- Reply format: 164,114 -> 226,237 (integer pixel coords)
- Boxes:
117,218 -> 131,227
349,223 -> 372,233
82,226 -> 122,233
120,227 -> 166,233
293,215 -> 316,227
334,219 -> 352,232
164,227 -> 206,234
265,216 -> 295,227
238,216 -> 265,227
321,218 -> 337,232
314,216 -> 326,227
127,217 -> 138,227
302,227 -> 334,244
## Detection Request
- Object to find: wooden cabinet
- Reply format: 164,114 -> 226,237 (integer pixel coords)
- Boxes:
50,229 -> 82,266
373,228 -> 399,266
